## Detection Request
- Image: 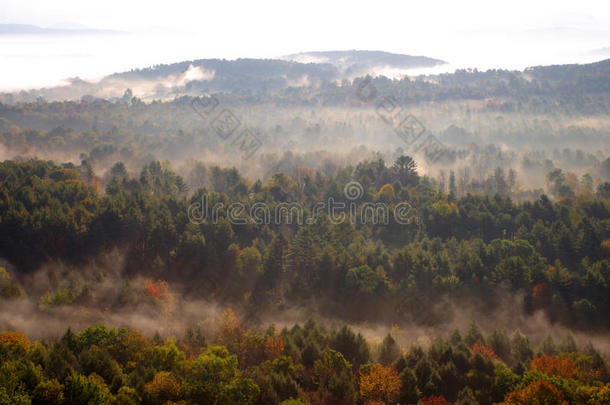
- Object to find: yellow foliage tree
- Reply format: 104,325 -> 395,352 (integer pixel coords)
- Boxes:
216,308 -> 246,353
359,363 -> 401,404
145,371 -> 182,402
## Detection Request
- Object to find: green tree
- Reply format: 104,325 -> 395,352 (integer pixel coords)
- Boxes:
378,334 -> 401,366
32,380 -> 64,405
183,346 -> 259,405
64,373 -> 111,405
393,155 -> 418,186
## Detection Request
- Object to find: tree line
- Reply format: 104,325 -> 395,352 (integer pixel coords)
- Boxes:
1,313 -> 609,404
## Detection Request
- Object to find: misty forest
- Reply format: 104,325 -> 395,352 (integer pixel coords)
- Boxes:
0,48 -> 610,405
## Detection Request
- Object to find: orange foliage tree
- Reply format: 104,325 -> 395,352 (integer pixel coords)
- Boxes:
145,371 -> 182,402
420,395 -> 452,405
0,331 -> 31,352
264,334 -> 284,360
359,363 -> 401,404
216,308 -> 246,353
530,355 -> 577,378
472,343 -> 499,360
499,380 -> 568,405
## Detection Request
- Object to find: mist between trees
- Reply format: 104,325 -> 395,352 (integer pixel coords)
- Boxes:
1,58 -> 610,404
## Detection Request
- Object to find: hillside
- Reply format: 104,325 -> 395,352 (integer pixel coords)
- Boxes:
0,50 -> 446,102
282,49 -> 445,76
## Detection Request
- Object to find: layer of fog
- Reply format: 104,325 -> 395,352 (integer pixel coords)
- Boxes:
1,253 -> 608,358
2,23 -> 608,92
2,103 -> 609,199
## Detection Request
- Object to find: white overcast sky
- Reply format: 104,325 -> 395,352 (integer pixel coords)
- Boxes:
2,0 -> 609,55
1,0 -> 609,90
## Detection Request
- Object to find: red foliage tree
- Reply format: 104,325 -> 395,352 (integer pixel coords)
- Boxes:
530,355 -> 577,378
420,395 -> 452,405
472,343 -> 499,360
145,279 -> 168,298
532,283 -> 548,298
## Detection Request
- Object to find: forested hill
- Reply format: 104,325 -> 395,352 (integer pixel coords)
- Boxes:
0,50 -> 443,102
526,58 -> 610,84
111,58 -> 338,86
119,50 -> 444,81
281,50 -> 445,73
1,57 -> 608,109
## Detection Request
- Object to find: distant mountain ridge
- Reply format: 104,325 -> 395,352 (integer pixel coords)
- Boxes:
1,52 -> 607,104
113,58 -> 337,84
111,50 -> 445,86
0,50 -> 445,101
282,50 -> 445,71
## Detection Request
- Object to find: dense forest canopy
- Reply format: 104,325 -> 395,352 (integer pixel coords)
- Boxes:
1,317 -> 609,404
1,54 -> 609,404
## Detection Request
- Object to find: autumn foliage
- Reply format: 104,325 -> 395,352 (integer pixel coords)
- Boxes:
216,308 -> 246,347
499,380 -> 568,405
420,394 -> 452,405
532,283 -> 548,298
0,319 -> 608,405
530,355 -> 578,378
0,331 -> 30,351
472,343 -> 499,360
145,279 -> 169,298
264,334 -> 284,360
359,364 -> 401,404
145,371 -> 182,401
144,279 -> 175,313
